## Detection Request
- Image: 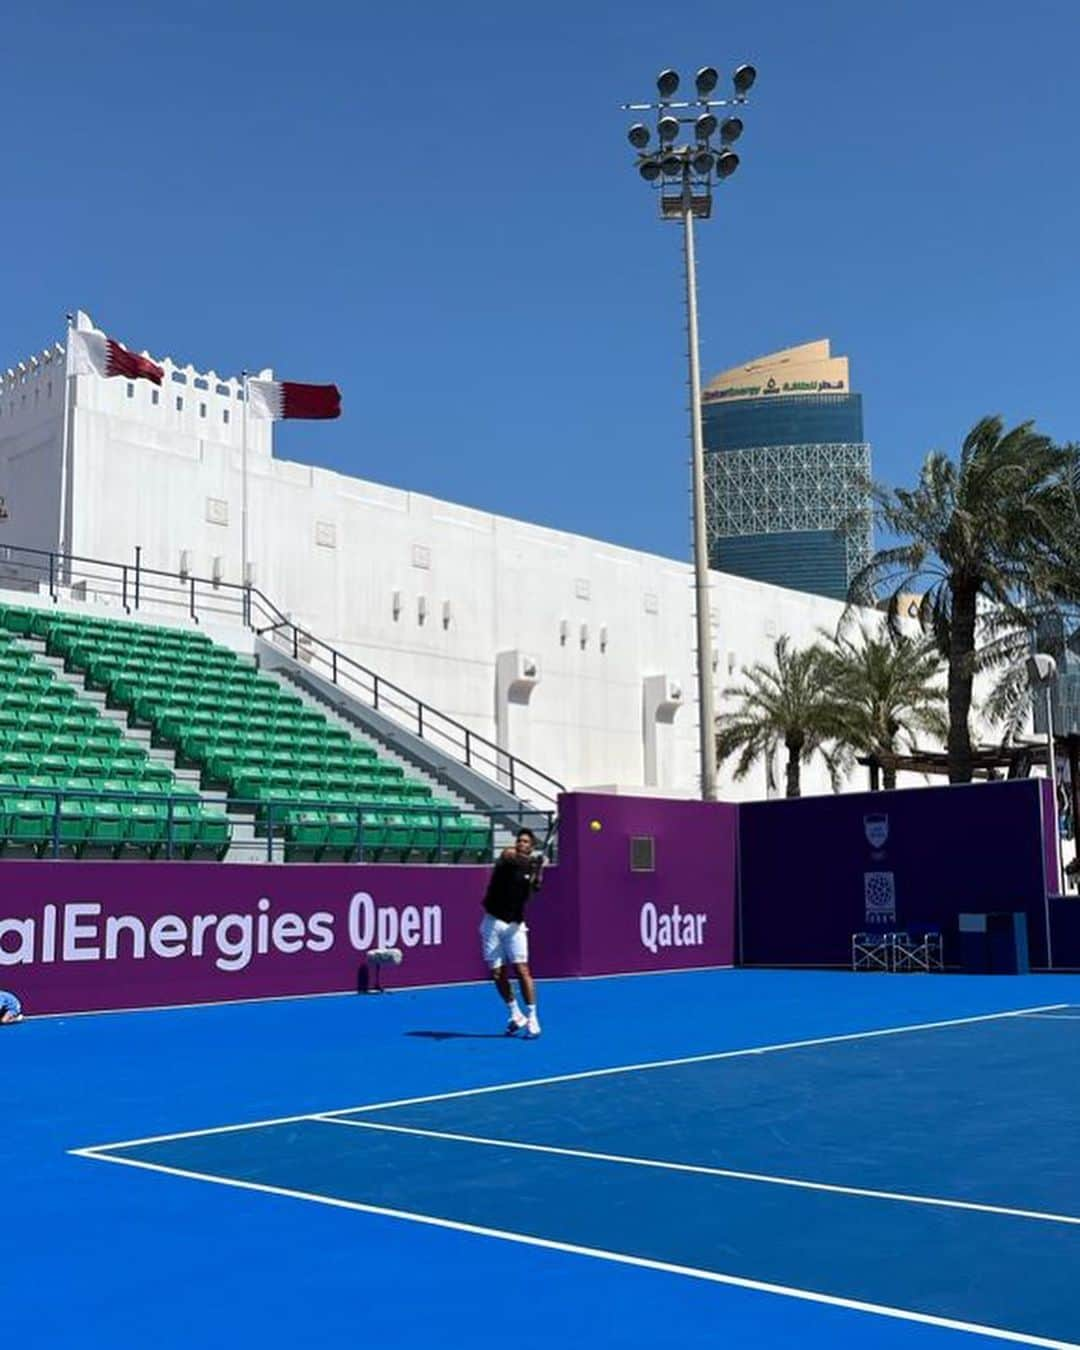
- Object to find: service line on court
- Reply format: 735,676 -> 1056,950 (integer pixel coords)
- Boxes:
313,1115 -> 1080,1229
71,1001 -> 1067,1154
71,1148 -> 1080,1350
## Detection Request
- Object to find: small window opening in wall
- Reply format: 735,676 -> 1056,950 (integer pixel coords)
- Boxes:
126,382 -> 134,399
215,384 -> 230,396
223,408 -> 230,424
630,836 -> 655,872
171,371 -> 187,385
194,377 -> 209,391
176,396 -> 184,412
151,388 -> 159,405
199,403 -> 207,418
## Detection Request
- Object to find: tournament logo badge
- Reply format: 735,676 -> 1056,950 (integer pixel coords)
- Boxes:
864,871 -> 897,925
864,813 -> 889,850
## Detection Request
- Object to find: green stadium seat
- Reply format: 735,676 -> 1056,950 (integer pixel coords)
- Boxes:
84,799 -> 128,854
126,801 -> 166,856
2,796 -> 51,851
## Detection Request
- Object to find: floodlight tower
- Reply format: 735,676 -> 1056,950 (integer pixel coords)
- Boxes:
622,64 -> 756,802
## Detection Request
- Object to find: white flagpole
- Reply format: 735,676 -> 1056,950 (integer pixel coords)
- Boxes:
241,370 -> 249,589
57,314 -> 76,584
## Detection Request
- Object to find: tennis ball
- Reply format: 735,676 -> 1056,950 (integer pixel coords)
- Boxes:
589,819 -> 603,832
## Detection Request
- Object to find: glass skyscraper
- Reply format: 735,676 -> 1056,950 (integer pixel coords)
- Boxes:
702,340 -> 872,602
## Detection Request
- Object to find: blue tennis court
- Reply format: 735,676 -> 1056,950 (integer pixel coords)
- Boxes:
10,970 -> 1080,1349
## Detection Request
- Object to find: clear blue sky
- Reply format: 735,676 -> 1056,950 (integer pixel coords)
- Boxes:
4,0 -> 1078,563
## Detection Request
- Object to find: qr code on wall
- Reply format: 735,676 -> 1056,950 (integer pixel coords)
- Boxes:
864,871 -> 896,925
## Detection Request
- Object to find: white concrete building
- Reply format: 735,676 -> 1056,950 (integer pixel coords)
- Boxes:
0,313 -> 903,800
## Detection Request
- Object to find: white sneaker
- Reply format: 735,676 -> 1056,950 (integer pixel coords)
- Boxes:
506,1009 -> 527,1036
525,1013 -> 541,1039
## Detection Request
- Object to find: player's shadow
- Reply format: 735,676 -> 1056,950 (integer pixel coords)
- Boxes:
406,1030 -> 508,1041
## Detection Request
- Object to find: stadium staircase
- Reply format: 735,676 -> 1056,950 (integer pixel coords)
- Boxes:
0,603 -> 498,864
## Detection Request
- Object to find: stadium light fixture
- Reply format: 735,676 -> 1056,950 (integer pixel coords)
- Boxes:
657,68 -> 680,99
715,149 -> 740,179
619,61 -> 759,802
720,116 -> 743,145
695,66 -> 719,96
657,115 -> 681,143
732,64 -> 757,96
694,112 -> 718,141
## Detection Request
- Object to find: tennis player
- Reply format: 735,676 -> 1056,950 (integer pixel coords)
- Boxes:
0,990 -> 23,1024
480,828 -> 544,1037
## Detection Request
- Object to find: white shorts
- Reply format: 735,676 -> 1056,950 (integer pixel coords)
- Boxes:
480,914 -> 529,968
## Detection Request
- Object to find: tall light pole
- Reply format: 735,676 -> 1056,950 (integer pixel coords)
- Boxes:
622,63 -> 756,802
1028,651 -> 1061,964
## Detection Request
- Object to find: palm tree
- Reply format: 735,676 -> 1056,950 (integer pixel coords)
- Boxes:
716,636 -> 847,798
848,416 -> 1079,784
820,626 -> 947,789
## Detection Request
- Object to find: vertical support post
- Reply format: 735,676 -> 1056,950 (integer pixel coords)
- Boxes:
51,791 -> 61,859
58,315 -> 76,585
682,195 -> 718,803
1043,686 -> 1059,969
332,650 -> 338,685
417,704 -> 424,739
241,371 -> 250,593
134,545 -> 142,611
1069,734 -> 1080,887
464,728 -> 471,767
48,551 -> 56,603
122,565 -> 129,613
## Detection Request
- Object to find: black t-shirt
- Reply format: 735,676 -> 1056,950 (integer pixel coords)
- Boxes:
483,854 -> 539,924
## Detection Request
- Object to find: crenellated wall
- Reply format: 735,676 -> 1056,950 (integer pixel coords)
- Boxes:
0,312 -> 937,800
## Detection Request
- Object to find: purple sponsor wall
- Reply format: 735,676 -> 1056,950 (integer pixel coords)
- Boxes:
0,862 -> 497,1014
738,779 -> 1054,969
1048,897 -> 1080,969
545,792 -> 737,977
0,791 -> 737,1015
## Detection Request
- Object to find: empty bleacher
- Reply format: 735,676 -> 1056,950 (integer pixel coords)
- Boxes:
0,603 -> 492,862
0,620 -> 230,858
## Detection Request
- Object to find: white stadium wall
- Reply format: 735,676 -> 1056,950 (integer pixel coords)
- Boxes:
0,314 -> 911,801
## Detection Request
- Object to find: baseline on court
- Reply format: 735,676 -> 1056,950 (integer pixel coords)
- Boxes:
74,1003 -> 1080,1350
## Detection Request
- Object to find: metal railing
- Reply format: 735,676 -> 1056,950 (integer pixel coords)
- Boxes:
0,542 -> 564,809
0,782 -> 553,865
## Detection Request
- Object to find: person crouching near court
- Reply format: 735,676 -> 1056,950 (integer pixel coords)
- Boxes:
0,990 -> 24,1024
480,828 -> 544,1038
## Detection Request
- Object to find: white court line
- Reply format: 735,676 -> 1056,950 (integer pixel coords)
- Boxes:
315,1116 -> 1080,1229
71,1149 -> 1080,1350
31,957 -> 734,1021
72,1002 -> 1067,1154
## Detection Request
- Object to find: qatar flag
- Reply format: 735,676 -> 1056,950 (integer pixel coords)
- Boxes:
66,328 -> 164,385
246,378 -> 341,421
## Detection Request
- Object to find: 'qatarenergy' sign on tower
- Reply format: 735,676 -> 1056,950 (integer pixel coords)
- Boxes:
702,340 -> 872,602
